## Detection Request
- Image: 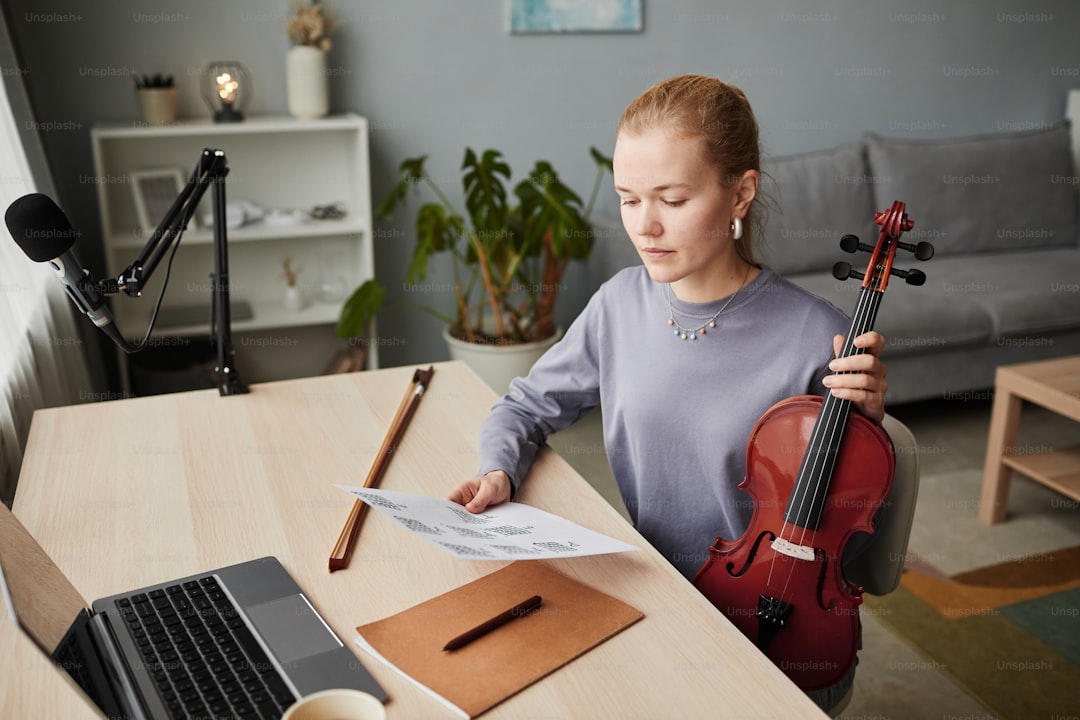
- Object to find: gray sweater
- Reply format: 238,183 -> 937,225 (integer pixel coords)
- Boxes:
479,265 -> 851,580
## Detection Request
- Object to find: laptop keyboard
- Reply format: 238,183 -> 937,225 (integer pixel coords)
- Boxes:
115,576 -> 296,719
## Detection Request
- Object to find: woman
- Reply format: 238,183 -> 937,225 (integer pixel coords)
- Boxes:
447,75 -> 887,711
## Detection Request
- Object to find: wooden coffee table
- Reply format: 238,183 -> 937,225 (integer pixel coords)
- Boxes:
980,356 -> 1080,524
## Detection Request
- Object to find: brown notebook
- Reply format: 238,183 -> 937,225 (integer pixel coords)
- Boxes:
354,561 -> 644,718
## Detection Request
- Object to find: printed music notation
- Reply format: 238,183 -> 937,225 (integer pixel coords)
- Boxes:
335,487 -> 640,560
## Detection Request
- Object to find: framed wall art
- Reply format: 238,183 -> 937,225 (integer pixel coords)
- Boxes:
508,0 -> 643,34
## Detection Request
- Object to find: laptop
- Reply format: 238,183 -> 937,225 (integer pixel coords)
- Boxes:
0,549 -> 387,719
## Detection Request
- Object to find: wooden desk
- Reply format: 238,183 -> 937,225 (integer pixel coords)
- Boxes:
0,612 -> 101,718
13,361 -> 825,718
980,356 -> 1080,524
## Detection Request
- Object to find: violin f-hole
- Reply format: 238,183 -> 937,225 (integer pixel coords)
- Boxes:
814,548 -> 836,612
725,530 -> 775,578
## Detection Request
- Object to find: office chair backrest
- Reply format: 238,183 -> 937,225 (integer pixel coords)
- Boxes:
842,413 -> 921,597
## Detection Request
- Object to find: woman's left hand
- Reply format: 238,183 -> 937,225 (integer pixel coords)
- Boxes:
823,331 -> 888,423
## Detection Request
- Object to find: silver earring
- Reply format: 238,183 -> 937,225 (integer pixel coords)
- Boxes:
731,217 -> 743,240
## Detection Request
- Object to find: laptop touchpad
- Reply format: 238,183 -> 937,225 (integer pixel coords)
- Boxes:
244,594 -> 342,664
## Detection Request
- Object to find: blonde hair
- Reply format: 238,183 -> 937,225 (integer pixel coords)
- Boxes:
618,75 -> 762,264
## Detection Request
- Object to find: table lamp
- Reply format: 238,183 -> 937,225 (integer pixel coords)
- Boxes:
203,61 -> 250,123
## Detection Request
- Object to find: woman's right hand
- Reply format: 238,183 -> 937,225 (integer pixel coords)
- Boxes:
447,470 -> 512,513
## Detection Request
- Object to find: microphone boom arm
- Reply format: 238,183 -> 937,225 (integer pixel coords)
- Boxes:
102,148 -> 248,396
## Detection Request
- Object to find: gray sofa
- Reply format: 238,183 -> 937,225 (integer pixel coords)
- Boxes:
588,122 -> 1080,405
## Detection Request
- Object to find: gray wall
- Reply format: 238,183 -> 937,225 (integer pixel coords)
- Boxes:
4,0 -> 1080,372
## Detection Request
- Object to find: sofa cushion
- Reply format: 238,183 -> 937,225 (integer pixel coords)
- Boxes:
921,247 -> 1080,338
760,141 -> 878,275
789,244 -> 1080,361
864,124 -> 1078,257
789,269 -> 993,358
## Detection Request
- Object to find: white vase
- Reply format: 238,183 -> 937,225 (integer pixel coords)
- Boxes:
283,285 -> 303,312
286,45 -> 329,120
442,326 -> 563,396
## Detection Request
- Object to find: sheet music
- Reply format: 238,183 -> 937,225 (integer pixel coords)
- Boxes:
335,486 -> 640,560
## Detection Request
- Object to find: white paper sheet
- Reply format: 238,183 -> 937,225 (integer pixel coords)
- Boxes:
335,486 -> 640,560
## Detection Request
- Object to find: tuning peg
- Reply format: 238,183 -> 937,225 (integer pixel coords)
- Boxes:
897,240 -> 935,261
839,234 -> 875,254
832,261 -> 865,282
904,269 -> 926,286
889,267 -> 927,286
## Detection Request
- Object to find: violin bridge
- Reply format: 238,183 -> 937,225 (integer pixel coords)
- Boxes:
772,537 -> 816,561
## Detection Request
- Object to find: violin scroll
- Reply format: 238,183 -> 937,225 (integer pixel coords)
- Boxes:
834,200 -> 933,292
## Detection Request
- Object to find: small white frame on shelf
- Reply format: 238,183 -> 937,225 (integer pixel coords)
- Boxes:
130,167 -> 186,234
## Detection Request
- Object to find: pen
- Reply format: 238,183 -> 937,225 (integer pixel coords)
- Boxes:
442,595 -> 543,652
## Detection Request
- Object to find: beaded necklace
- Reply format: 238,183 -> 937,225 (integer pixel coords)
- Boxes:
665,267 -> 750,341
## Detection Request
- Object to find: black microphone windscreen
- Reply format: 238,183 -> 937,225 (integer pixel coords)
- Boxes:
5,192 -> 79,262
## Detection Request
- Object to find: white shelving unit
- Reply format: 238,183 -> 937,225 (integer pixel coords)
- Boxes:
90,114 -> 377,392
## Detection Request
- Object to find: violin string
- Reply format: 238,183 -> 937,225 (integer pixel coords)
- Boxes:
790,257 -> 882,551
766,214 -> 900,601
760,211 -> 901,627
772,365 -> 849,599
790,288 -> 875,553
771,297 -> 869,603
794,302 -> 868,547
765,338 -> 854,595
787,295 -> 865,545
769,272 -> 881,604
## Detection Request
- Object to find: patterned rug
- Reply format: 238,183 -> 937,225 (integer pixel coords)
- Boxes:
863,545 -> 1080,719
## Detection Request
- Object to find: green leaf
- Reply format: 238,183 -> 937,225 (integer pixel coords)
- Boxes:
336,280 -> 385,339
462,148 -> 511,236
515,161 -> 591,261
408,203 -> 465,285
375,154 -> 429,221
590,146 -> 613,173
585,147 -> 613,218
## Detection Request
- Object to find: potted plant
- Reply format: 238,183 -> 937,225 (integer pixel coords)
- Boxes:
134,73 -> 176,126
343,147 -> 610,389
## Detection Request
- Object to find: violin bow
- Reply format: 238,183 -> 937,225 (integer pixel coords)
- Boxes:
328,366 -> 435,572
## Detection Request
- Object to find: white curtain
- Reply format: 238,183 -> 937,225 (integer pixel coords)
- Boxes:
0,15 -> 99,504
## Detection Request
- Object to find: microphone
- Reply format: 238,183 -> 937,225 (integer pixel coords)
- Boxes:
6,193 -> 137,353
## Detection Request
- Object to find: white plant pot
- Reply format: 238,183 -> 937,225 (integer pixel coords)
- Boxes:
286,45 -> 329,120
443,325 -> 563,396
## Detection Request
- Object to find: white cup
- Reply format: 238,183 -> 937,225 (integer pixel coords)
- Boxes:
281,689 -> 387,720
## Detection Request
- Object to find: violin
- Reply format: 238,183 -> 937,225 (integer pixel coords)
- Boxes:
691,201 -> 933,691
